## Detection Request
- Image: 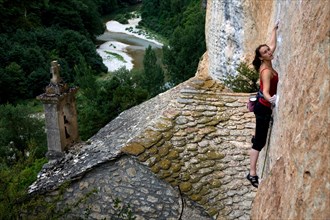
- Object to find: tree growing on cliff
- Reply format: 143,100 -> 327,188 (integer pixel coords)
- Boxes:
224,62 -> 259,93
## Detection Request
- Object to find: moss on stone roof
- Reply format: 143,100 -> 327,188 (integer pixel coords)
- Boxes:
121,76 -> 255,217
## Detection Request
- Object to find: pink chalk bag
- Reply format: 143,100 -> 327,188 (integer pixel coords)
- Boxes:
247,91 -> 264,112
247,96 -> 257,112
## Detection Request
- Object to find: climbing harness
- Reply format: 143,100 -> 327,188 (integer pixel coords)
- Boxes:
261,115 -> 274,179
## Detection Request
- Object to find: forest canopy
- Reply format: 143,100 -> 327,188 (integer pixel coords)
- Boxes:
0,0 -> 206,102
141,0 -> 206,84
0,0 -> 140,104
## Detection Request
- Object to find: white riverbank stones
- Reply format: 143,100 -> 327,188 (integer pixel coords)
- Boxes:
28,76 -> 256,219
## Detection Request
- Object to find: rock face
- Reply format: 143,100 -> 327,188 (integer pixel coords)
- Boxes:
206,0 -> 245,81
252,1 -> 329,219
205,0 -> 330,219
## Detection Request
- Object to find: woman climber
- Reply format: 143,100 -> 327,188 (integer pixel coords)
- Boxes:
247,20 -> 279,188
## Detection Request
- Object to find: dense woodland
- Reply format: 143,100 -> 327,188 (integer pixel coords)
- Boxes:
0,0 -> 206,218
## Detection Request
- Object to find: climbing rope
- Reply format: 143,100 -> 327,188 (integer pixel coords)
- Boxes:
177,186 -> 184,220
261,115 -> 274,179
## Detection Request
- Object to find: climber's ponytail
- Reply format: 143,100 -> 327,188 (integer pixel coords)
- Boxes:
252,44 -> 268,72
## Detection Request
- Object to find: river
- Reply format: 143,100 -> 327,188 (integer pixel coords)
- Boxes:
96,18 -> 163,72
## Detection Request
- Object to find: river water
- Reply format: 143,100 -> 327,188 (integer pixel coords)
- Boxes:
96,20 -> 163,72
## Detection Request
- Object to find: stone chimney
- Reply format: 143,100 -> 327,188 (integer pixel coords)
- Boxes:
37,61 -> 79,159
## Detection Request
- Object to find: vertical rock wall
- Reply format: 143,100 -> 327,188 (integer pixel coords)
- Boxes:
206,0 -> 277,80
205,0 -> 330,219
252,1 -> 330,219
206,0 -> 245,81
206,0 -> 278,81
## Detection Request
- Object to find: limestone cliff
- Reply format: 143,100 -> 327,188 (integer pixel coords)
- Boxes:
205,0 -> 329,219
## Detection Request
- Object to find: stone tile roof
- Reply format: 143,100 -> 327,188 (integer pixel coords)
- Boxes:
28,81 -> 187,194
121,76 -> 256,217
29,76 -> 256,219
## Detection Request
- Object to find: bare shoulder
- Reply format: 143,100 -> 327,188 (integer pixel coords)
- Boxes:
260,67 -> 272,74
260,68 -> 272,79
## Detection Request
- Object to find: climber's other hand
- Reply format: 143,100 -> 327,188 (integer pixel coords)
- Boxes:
269,95 -> 277,105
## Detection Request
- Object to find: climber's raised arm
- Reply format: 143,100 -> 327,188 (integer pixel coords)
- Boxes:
268,20 -> 279,53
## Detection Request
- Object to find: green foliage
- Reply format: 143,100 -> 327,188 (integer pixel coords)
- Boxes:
10,182 -> 98,219
107,68 -> 148,110
96,0 -> 120,15
0,26 -> 108,103
113,198 -> 136,220
0,157 -> 48,219
0,103 -> 46,218
223,62 -> 259,93
114,13 -> 132,24
77,44 -> 167,139
0,95 -> 47,220
0,104 -> 47,165
164,1 -> 206,85
76,66 -> 148,140
0,0 -> 104,37
142,46 -> 165,98
141,0 -> 195,38
15,185 -> 135,219
75,61 -> 107,139
141,0 -> 206,86
105,51 -> 127,62
76,1 -> 205,139
0,62 -> 28,103
0,0 -> 149,105
0,0 -> 108,104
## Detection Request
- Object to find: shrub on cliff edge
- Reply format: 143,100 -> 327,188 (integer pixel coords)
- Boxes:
224,62 -> 259,93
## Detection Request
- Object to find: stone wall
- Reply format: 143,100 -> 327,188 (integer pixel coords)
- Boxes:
43,156 -> 209,219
